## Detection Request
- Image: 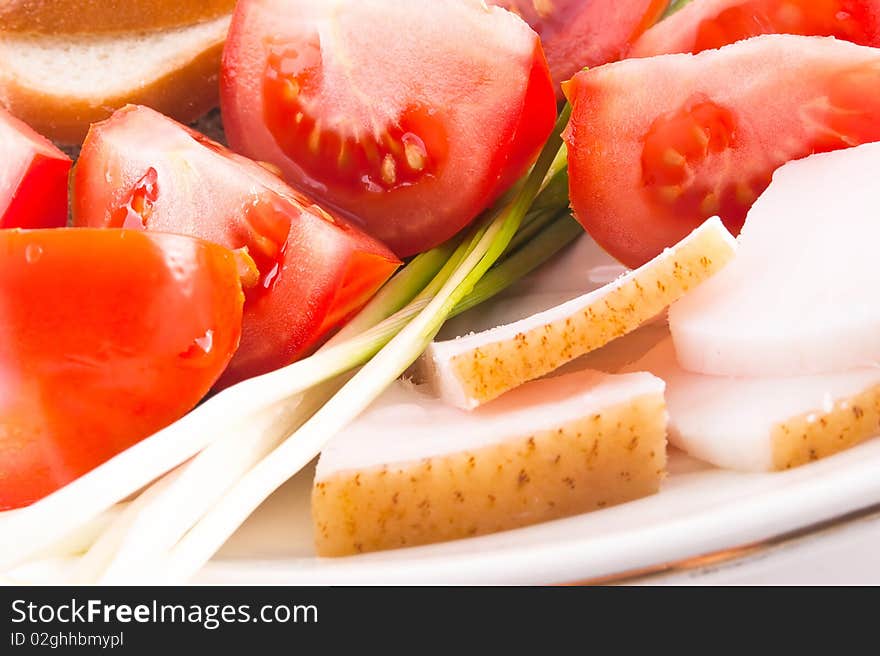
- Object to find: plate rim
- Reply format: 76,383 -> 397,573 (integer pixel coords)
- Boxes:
197,442 -> 880,585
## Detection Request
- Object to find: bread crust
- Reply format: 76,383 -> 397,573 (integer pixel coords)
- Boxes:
0,40 -> 224,144
0,0 -> 235,34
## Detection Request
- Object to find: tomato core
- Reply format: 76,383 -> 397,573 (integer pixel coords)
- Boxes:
263,47 -> 448,194
641,98 -> 754,233
640,60 -> 880,237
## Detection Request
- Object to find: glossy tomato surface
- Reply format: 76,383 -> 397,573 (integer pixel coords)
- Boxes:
492,0 -> 667,94
0,106 -> 71,229
631,0 -> 880,56
564,35 -> 880,268
74,105 -> 400,387
221,0 -> 556,257
0,229 -> 245,509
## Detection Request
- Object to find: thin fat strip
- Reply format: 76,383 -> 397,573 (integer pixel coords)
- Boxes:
421,217 -> 737,410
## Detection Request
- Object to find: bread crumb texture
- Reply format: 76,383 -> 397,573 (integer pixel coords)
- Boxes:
0,16 -> 230,143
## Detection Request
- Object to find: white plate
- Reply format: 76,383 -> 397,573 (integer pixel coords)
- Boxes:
190,233 -> 880,584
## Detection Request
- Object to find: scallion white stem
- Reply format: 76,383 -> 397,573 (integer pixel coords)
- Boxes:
5,106 -> 574,582
164,220 -> 508,582
159,108 -> 571,582
80,233 -> 491,582
73,226 -> 496,581
0,297 -> 427,570
93,382 -> 343,584
70,469 -> 185,584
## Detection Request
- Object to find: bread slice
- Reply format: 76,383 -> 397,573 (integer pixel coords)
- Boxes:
0,0 -> 235,34
0,15 -> 230,144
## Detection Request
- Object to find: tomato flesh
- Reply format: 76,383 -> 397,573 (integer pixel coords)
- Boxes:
631,0 -> 880,57
74,105 -> 400,387
492,0 -> 668,93
0,107 -> 71,229
263,51 -> 446,195
221,0 -> 556,257
564,35 -> 880,268
0,229 -> 245,509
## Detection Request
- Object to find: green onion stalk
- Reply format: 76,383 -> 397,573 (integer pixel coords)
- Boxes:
0,105 -> 583,582
160,104 -> 580,582
661,0 -> 693,19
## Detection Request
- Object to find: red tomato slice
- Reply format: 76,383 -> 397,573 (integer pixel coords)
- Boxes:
0,106 -> 71,229
492,0 -> 668,94
0,229 -> 245,509
220,0 -> 556,257
73,105 -> 400,387
631,0 -> 880,57
564,35 -> 880,268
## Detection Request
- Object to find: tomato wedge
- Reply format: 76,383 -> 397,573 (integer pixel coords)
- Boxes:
220,0 -> 556,257
631,0 -> 880,57
74,105 -> 400,387
564,35 -> 880,268
492,0 -> 668,94
0,106 -> 71,229
0,229 -> 245,510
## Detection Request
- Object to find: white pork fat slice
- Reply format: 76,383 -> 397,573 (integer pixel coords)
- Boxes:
669,141 -> 880,377
313,369 -> 667,556
422,217 -> 736,410
626,338 -> 880,472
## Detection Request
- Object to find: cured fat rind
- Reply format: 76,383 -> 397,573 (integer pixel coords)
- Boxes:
313,370 -> 667,557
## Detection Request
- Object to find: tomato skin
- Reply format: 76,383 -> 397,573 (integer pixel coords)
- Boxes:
564,34 -> 880,268
74,105 -> 400,387
0,229 -> 244,510
0,107 -> 71,229
221,0 -> 557,257
631,0 -> 880,57
492,0 -> 668,94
